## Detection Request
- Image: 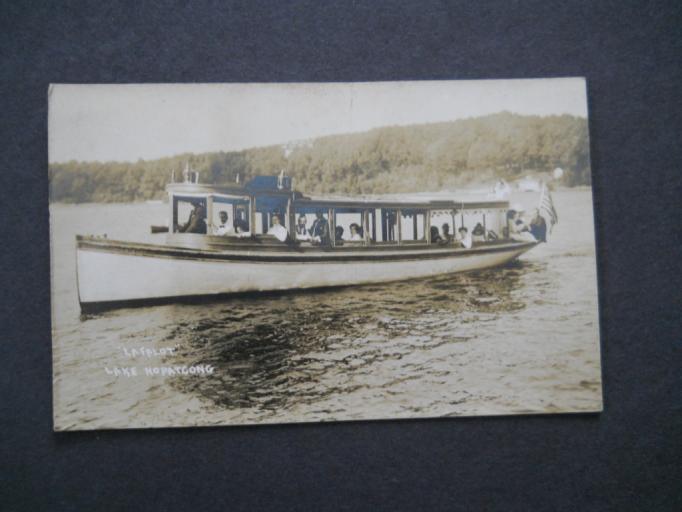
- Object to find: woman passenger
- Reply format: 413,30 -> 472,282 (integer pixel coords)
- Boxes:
472,222 -> 486,243
458,226 -> 473,249
349,223 -> 362,241
507,209 -> 536,242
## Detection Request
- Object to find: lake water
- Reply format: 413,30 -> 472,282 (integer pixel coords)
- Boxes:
50,189 -> 602,430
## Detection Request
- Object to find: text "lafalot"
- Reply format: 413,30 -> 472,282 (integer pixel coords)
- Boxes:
120,346 -> 178,359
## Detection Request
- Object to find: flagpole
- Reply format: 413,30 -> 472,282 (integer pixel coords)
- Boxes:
539,180 -> 549,233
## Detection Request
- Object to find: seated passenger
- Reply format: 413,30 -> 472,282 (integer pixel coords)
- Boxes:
335,226 -> 344,244
268,213 -> 289,242
529,209 -> 547,243
472,222 -> 486,243
213,211 -> 234,236
508,210 -> 536,242
458,226 -> 473,249
179,203 -> 207,234
430,226 -> 443,244
516,215 -> 530,232
310,211 -> 331,246
442,223 -> 453,242
295,215 -> 310,240
348,223 -> 362,241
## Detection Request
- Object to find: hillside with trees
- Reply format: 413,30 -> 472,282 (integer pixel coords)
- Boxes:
49,112 -> 591,203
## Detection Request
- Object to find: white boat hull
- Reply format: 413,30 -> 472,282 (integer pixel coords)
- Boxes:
76,241 -> 535,310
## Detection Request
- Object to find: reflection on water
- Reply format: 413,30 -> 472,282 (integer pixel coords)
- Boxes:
50,190 -> 602,430
171,265 -> 526,413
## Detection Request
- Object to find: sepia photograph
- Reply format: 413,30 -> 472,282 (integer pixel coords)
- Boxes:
49,79 -> 602,430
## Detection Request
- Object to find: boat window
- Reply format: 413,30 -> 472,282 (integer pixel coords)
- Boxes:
463,210 -> 487,242
334,208 -> 364,243
254,212 -> 264,235
172,196 -> 207,234
292,206 -> 331,244
210,196 -> 250,236
400,209 -> 427,243
448,209 -> 487,242
430,209 -> 457,242
254,194 -> 289,235
369,208 -> 398,243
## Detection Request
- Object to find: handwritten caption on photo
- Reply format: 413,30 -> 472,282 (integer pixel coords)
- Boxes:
103,346 -> 215,378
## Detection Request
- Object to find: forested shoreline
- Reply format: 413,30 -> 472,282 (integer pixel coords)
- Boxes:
49,112 -> 590,203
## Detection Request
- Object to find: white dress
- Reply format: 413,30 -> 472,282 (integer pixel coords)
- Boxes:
269,224 -> 288,242
509,219 -> 536,242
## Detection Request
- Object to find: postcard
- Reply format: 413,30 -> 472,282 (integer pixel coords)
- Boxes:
49,79 -> 602,430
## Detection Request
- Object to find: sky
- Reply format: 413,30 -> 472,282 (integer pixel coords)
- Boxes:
48,78 -> 588,163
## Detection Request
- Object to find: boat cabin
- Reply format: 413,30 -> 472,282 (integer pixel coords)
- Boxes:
165,174 -> 510,249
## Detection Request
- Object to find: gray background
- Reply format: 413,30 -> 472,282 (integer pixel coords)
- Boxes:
1,1 -> 680,510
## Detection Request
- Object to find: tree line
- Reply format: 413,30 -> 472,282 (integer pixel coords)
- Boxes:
49,112 -> 591,203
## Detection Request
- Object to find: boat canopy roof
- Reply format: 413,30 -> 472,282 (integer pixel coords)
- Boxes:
167,176 -> 509,211
295,196 -> 508,211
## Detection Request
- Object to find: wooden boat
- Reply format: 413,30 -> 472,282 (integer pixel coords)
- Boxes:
76,174 -> 538,312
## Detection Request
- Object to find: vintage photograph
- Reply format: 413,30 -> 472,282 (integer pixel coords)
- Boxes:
49,79 -> 602,430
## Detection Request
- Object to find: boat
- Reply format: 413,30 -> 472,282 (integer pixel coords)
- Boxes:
76,173 -> 539,312
517,175 -> 542,192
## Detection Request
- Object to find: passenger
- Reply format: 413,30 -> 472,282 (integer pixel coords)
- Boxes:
441,223 -> 453,242
310,211 -> 331,246
268,213 -> 289,243
349,223 -> 362,241
458,226 -> 473,249
430,226 -> 443,244
213,210 -> 234,236
529,209 -> 547,242
335,226 -> 344,244
179,203 -> 207,234
472,222 -> 486,243
295,215 -> 310,240
516,212 -> 530,233
508,209 -> 536,242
